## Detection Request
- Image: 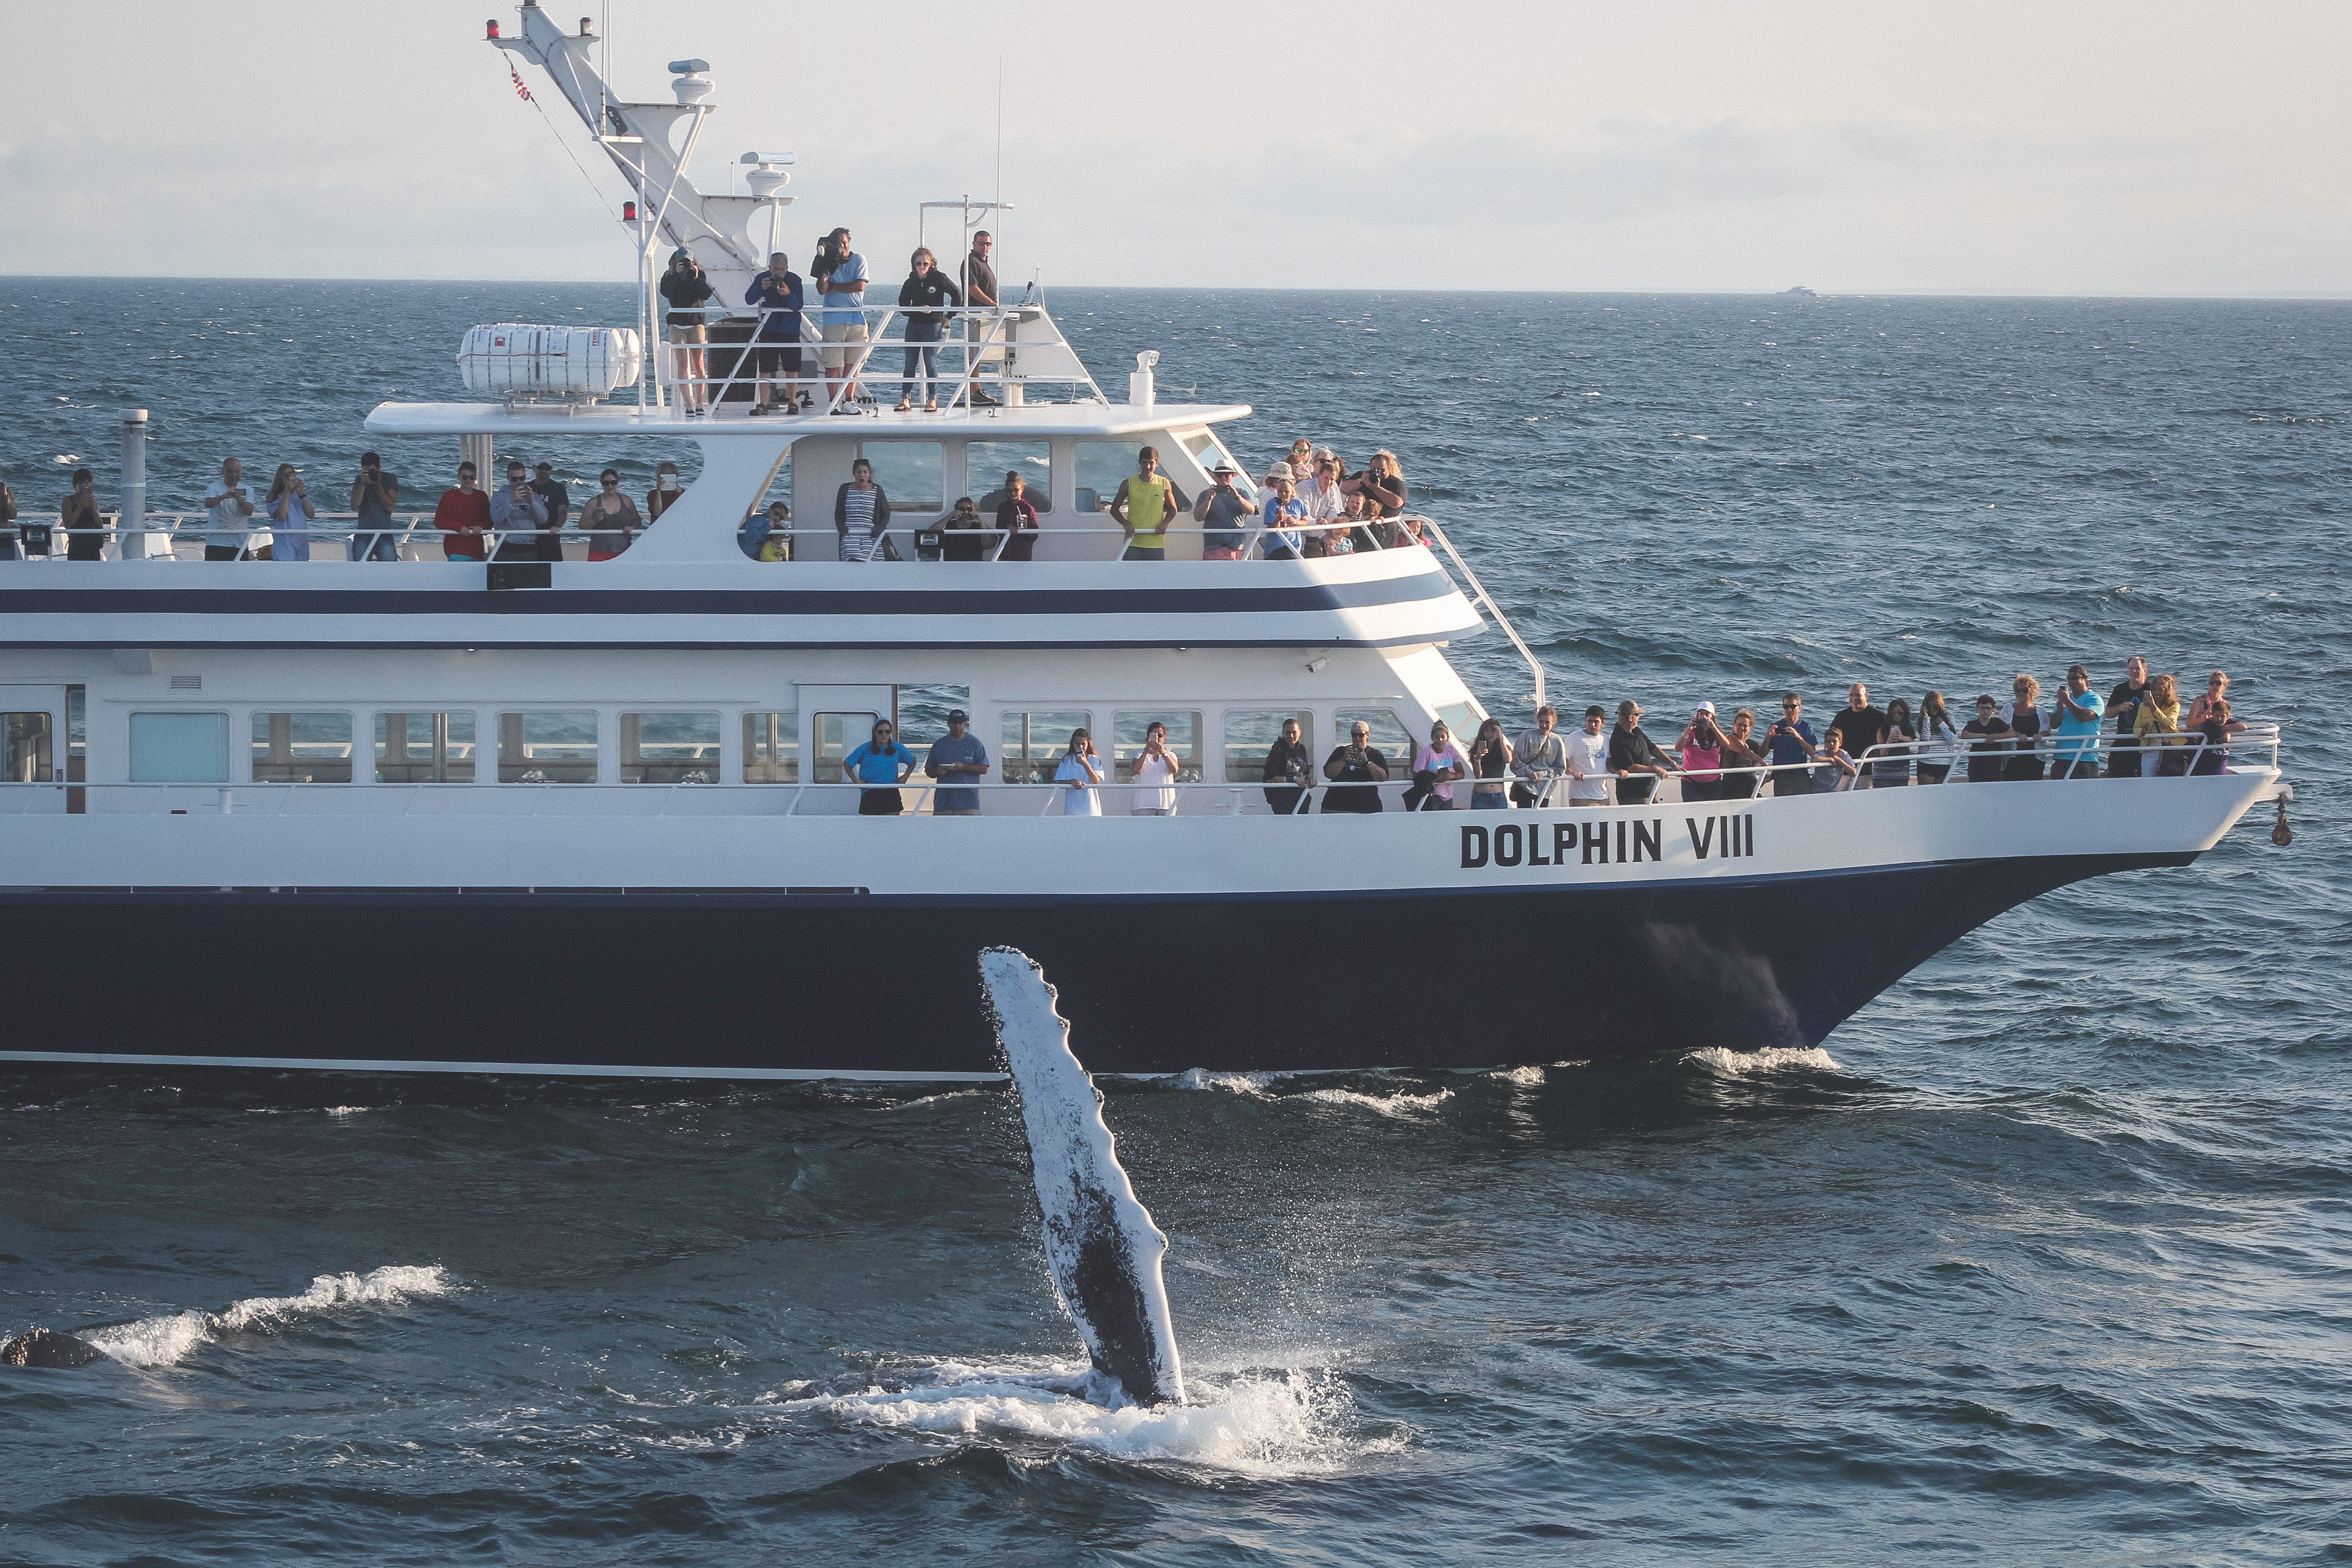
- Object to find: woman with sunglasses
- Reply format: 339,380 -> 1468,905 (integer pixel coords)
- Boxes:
580,470 -> 642,561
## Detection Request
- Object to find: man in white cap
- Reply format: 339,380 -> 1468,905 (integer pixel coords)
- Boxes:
1192,459 -> 1259,560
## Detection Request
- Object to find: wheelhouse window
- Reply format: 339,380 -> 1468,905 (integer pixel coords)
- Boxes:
1111,710 -> 1203,784
1223,710 -> 1316,782
129,713 -> 230,783
1000,710 -> 1090,784
498,711 -> 598,784
621,712 -> 719,784
1334,708 -> 1415,768
252,712 -> 354,783
1436,701 -> 1483,741
375,712 -> 476,783
743,711 -> 797,783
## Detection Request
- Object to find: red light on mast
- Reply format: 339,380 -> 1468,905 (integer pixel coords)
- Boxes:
622,202 -> 638,222
486,19 -> 500,38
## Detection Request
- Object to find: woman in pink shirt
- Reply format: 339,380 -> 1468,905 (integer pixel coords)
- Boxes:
1677,703 -> 1725,802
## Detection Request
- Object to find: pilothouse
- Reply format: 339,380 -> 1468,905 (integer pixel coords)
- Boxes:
0,3 -> 2290,1084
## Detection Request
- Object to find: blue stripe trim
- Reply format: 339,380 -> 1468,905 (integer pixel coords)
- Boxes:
0,572 -> 1462,620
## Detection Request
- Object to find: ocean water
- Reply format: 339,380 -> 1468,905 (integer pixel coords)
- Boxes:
3,280 -> 2350,1564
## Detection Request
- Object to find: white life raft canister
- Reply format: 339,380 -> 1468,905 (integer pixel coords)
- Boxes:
457,324 -> 644,397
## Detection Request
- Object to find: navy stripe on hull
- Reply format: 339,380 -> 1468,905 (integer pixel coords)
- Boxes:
0,855 -> 2188,1081
0,573 -> 1459,620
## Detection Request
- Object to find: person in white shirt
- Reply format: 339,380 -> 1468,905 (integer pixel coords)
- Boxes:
200,458 -> 255,561
1128,720 -> 1182,815
1563,705 -> 1612,805
1511,704 -> 1569,806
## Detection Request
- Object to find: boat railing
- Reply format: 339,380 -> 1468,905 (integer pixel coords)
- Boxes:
656,300 -> 1107,417
0,732 -> 2284,820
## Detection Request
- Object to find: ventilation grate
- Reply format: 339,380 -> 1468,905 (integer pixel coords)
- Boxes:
170,674 -> 202,690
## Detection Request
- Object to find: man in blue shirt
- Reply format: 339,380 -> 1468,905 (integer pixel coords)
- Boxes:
2051,664 -> 2105,780
1764,692 -> 1818,796
819,226 -> 870,411
924,708 -> 990,815
842,717 -> 914,815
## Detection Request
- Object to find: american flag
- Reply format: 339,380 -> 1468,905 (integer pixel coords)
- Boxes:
509,65 -> 534,102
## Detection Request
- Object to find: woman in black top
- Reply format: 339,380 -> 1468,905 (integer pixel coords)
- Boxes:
60,468 -> 106,560
1718,708 -> 1766,800
2002,674 -> 2046,782
941,496 -> 988,561
1261,718 -> 1312,816
1467,717 -> 1513,808
657,249 -> 718,415
1871,697 -> 1917,787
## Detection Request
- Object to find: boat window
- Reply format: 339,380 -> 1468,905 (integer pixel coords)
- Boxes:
1074,442 -> 1188,519
858,442 -> 943,514
1335,708 -> 1415,765
497,710 -> 598,784
898,684 -> 971,750
970,442 -> 1052,513
810,713 -> 893,784
1222,710 -> 1316,783
375,712 -> 477,783
743,711 -> 797,783
251,712 -> 354,783
5,712 -> 55,784
999,710 -> 1091,784
129,713 -> 229,783
1436,701 -> 1482,741
1111,710 -> 1203,784
621,712 -> 720,784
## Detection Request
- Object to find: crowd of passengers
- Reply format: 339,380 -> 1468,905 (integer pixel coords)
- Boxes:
738,439 -> 1421,563
0,453 -> 688,562
820,659 -> 2253,819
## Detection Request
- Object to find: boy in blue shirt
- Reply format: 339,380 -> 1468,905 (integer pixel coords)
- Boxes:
843,717 -> 915,815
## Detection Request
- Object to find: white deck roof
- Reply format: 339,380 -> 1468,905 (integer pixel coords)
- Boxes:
365,400 -> 1253,438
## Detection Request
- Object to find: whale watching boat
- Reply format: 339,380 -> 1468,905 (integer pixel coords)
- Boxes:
0,4 -> 2291,1081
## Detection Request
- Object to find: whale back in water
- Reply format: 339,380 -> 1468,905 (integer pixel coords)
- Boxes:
2,1327 -> 108,1369
978,947 -> 1185,1409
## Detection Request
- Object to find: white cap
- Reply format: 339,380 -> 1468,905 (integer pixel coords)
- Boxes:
1697,701 -> 1717,714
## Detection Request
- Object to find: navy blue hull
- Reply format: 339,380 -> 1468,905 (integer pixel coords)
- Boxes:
0,855 -> 2188,1078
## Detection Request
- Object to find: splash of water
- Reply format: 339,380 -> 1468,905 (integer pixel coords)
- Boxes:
979,948 -> 1185,1408
81,1264 -> 454,1368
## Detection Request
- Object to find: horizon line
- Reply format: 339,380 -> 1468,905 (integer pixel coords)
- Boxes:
0,274 -> 2347,304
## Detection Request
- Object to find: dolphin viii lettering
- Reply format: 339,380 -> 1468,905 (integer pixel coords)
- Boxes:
1459,814 -> 1758,870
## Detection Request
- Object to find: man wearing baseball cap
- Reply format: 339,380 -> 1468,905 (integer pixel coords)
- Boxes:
924,708 -> 990,815
1191,459 -> 1258,560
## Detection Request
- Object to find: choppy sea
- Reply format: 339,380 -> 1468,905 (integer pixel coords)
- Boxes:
2,280 -> 2348,1564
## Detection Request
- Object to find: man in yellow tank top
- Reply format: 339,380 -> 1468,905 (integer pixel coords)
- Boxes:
1110,446 -> 1181,562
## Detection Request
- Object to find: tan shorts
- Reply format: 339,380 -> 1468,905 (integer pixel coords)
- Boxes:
822,320 -> 870,370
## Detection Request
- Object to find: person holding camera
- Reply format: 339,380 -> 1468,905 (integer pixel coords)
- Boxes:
61,468 -> 107,560
1193,460 -> 1259,560
203,457 -> 257,561
1406,719 -> 1470,811
349,452 -> 400,561
1261,717 -> 1313,816
659,248 -> 718,415
1765,694 -> 1818,797
1321,720 -> 1390,814
1128,720 -> 1182,816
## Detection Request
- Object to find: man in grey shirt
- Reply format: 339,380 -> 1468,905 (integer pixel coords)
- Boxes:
1511,704 -> 1569,807
924,708 -> 990,815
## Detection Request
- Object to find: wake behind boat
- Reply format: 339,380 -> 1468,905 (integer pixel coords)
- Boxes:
0,4 -> 2290,1082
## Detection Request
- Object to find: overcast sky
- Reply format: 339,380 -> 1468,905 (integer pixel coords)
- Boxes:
2,0 -> 2345,295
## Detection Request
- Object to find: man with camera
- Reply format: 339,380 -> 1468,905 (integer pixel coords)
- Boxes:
348,452 -> 400,561
1192,460 -> 1259,560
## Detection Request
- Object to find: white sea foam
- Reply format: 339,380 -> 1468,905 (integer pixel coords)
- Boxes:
1686,1045 -> 1842,1077
1165,1069 -> 1453,1115
1296,1087 -> 1454,1117
1488,1065 -> 1546,1087
82,1265 -> 454,1368
325,1106 -> 368,1118
797,1361 -> 1388,1477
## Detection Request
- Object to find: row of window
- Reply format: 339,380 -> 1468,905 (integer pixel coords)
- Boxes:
119,707 -> 1450,786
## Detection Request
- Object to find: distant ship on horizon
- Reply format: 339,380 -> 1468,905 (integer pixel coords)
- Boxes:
1782,285 -> 1819,297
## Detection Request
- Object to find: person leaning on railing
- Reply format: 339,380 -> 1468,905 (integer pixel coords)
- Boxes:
1109,447 -> 1181,562
350,452 -> 401,561
1961,695 -> 2013,783
1321,721 -> 1390,814
940,497 -> 989,561
1510,705 -> 1567,807
1262,717 -> 1312,816
2001,674 -> 2047,781
202,458 -> 257,562
486,462 -> 546,563
1608,701 -> 1675,805
581,470 -> 643,561
895,247 -> 961,413
961,230 -> 1000,407
431,461 -> 492,563
1564,706 -> 1612,806
994,472 -> 1039,561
